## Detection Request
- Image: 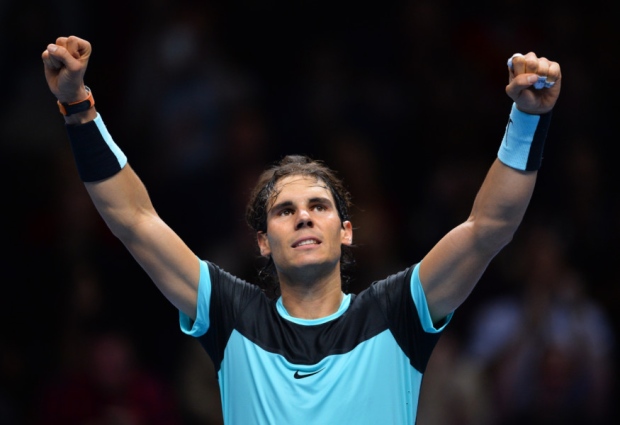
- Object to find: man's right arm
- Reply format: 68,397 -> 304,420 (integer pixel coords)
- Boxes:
43,36 -> 200,319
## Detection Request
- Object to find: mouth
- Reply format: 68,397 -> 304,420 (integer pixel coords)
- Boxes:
292,238 -> 321,248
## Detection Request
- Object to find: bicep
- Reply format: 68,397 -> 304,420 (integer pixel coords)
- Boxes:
123,215 -> 201,319
419,221 -> 498,323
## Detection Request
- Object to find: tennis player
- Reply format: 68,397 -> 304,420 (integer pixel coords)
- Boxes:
42,35 -> 561,424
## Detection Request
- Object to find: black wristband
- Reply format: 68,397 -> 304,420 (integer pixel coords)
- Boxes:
65,114 -> 127,182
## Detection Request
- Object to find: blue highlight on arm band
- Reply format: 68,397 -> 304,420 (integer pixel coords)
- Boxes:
94,113 -> 127,169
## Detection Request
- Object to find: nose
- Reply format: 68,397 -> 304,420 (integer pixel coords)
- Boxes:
295,209 -> 313,230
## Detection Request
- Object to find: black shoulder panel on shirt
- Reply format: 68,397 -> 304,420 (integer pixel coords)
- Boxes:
369,266 -> 442,373
197,262 -> 263,372
199,262 -> 441,373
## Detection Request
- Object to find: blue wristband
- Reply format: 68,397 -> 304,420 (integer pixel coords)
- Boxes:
498,103 -> 552,171
66,113 -> 128,182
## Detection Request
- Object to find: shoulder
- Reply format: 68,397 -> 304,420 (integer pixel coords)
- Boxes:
366,265 -> 415,297
207,261 -> 265,297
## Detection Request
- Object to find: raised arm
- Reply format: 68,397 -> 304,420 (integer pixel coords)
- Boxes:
42,36 -> 200,319
419,52 -> 562,323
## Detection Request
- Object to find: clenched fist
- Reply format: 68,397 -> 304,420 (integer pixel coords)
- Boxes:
42,35 -> 92,104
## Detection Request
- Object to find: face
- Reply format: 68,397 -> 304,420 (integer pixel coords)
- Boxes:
257,175 -> 353,281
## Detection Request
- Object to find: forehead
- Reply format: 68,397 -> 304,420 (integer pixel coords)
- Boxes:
270,175 -> 334,204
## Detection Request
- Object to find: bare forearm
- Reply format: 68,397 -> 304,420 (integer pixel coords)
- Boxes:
468,159 -> 537,250
84,164 -> 158,240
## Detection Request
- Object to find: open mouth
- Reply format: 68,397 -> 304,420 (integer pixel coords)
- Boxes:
292,238 -> 320,248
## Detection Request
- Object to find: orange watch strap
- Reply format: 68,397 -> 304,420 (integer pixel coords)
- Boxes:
57,87 -> 95,116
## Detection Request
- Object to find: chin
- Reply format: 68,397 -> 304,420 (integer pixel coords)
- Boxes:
289,257 -> 339,274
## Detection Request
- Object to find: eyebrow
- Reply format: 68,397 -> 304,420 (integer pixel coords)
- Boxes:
269,196 -> 334,214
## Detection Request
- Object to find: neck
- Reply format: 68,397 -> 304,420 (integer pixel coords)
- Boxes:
279,274 -> 344,319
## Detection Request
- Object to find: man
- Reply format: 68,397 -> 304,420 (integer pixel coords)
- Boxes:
42,35 -> 561,424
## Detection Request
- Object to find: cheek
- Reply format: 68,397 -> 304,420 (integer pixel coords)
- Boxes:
261,226 -> 287,255
268,233 -> 286,251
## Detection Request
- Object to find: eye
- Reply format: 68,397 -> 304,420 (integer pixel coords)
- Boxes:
278,208 -> 294,216
312,204 -> 327,212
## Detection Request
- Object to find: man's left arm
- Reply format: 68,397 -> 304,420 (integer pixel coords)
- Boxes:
419,52 -> 562,323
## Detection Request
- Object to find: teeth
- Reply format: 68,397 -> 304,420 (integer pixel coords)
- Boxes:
297,239 -> 317,247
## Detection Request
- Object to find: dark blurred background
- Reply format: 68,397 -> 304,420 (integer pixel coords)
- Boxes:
1,0 -> 618,424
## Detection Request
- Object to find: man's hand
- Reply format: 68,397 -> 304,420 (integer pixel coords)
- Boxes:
42,36 -> 92,104
506,52 -> 561,115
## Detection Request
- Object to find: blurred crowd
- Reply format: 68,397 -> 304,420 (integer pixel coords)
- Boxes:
1,0 -> 617,424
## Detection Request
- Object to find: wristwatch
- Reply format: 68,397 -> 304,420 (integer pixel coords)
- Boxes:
57,86 -> 95,116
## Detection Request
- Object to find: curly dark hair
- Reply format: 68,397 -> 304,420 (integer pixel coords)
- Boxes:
245,155 -> 356,295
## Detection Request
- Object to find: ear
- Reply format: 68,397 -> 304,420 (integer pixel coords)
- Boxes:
341,220 -> 353,246
257,231 -> 271,256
